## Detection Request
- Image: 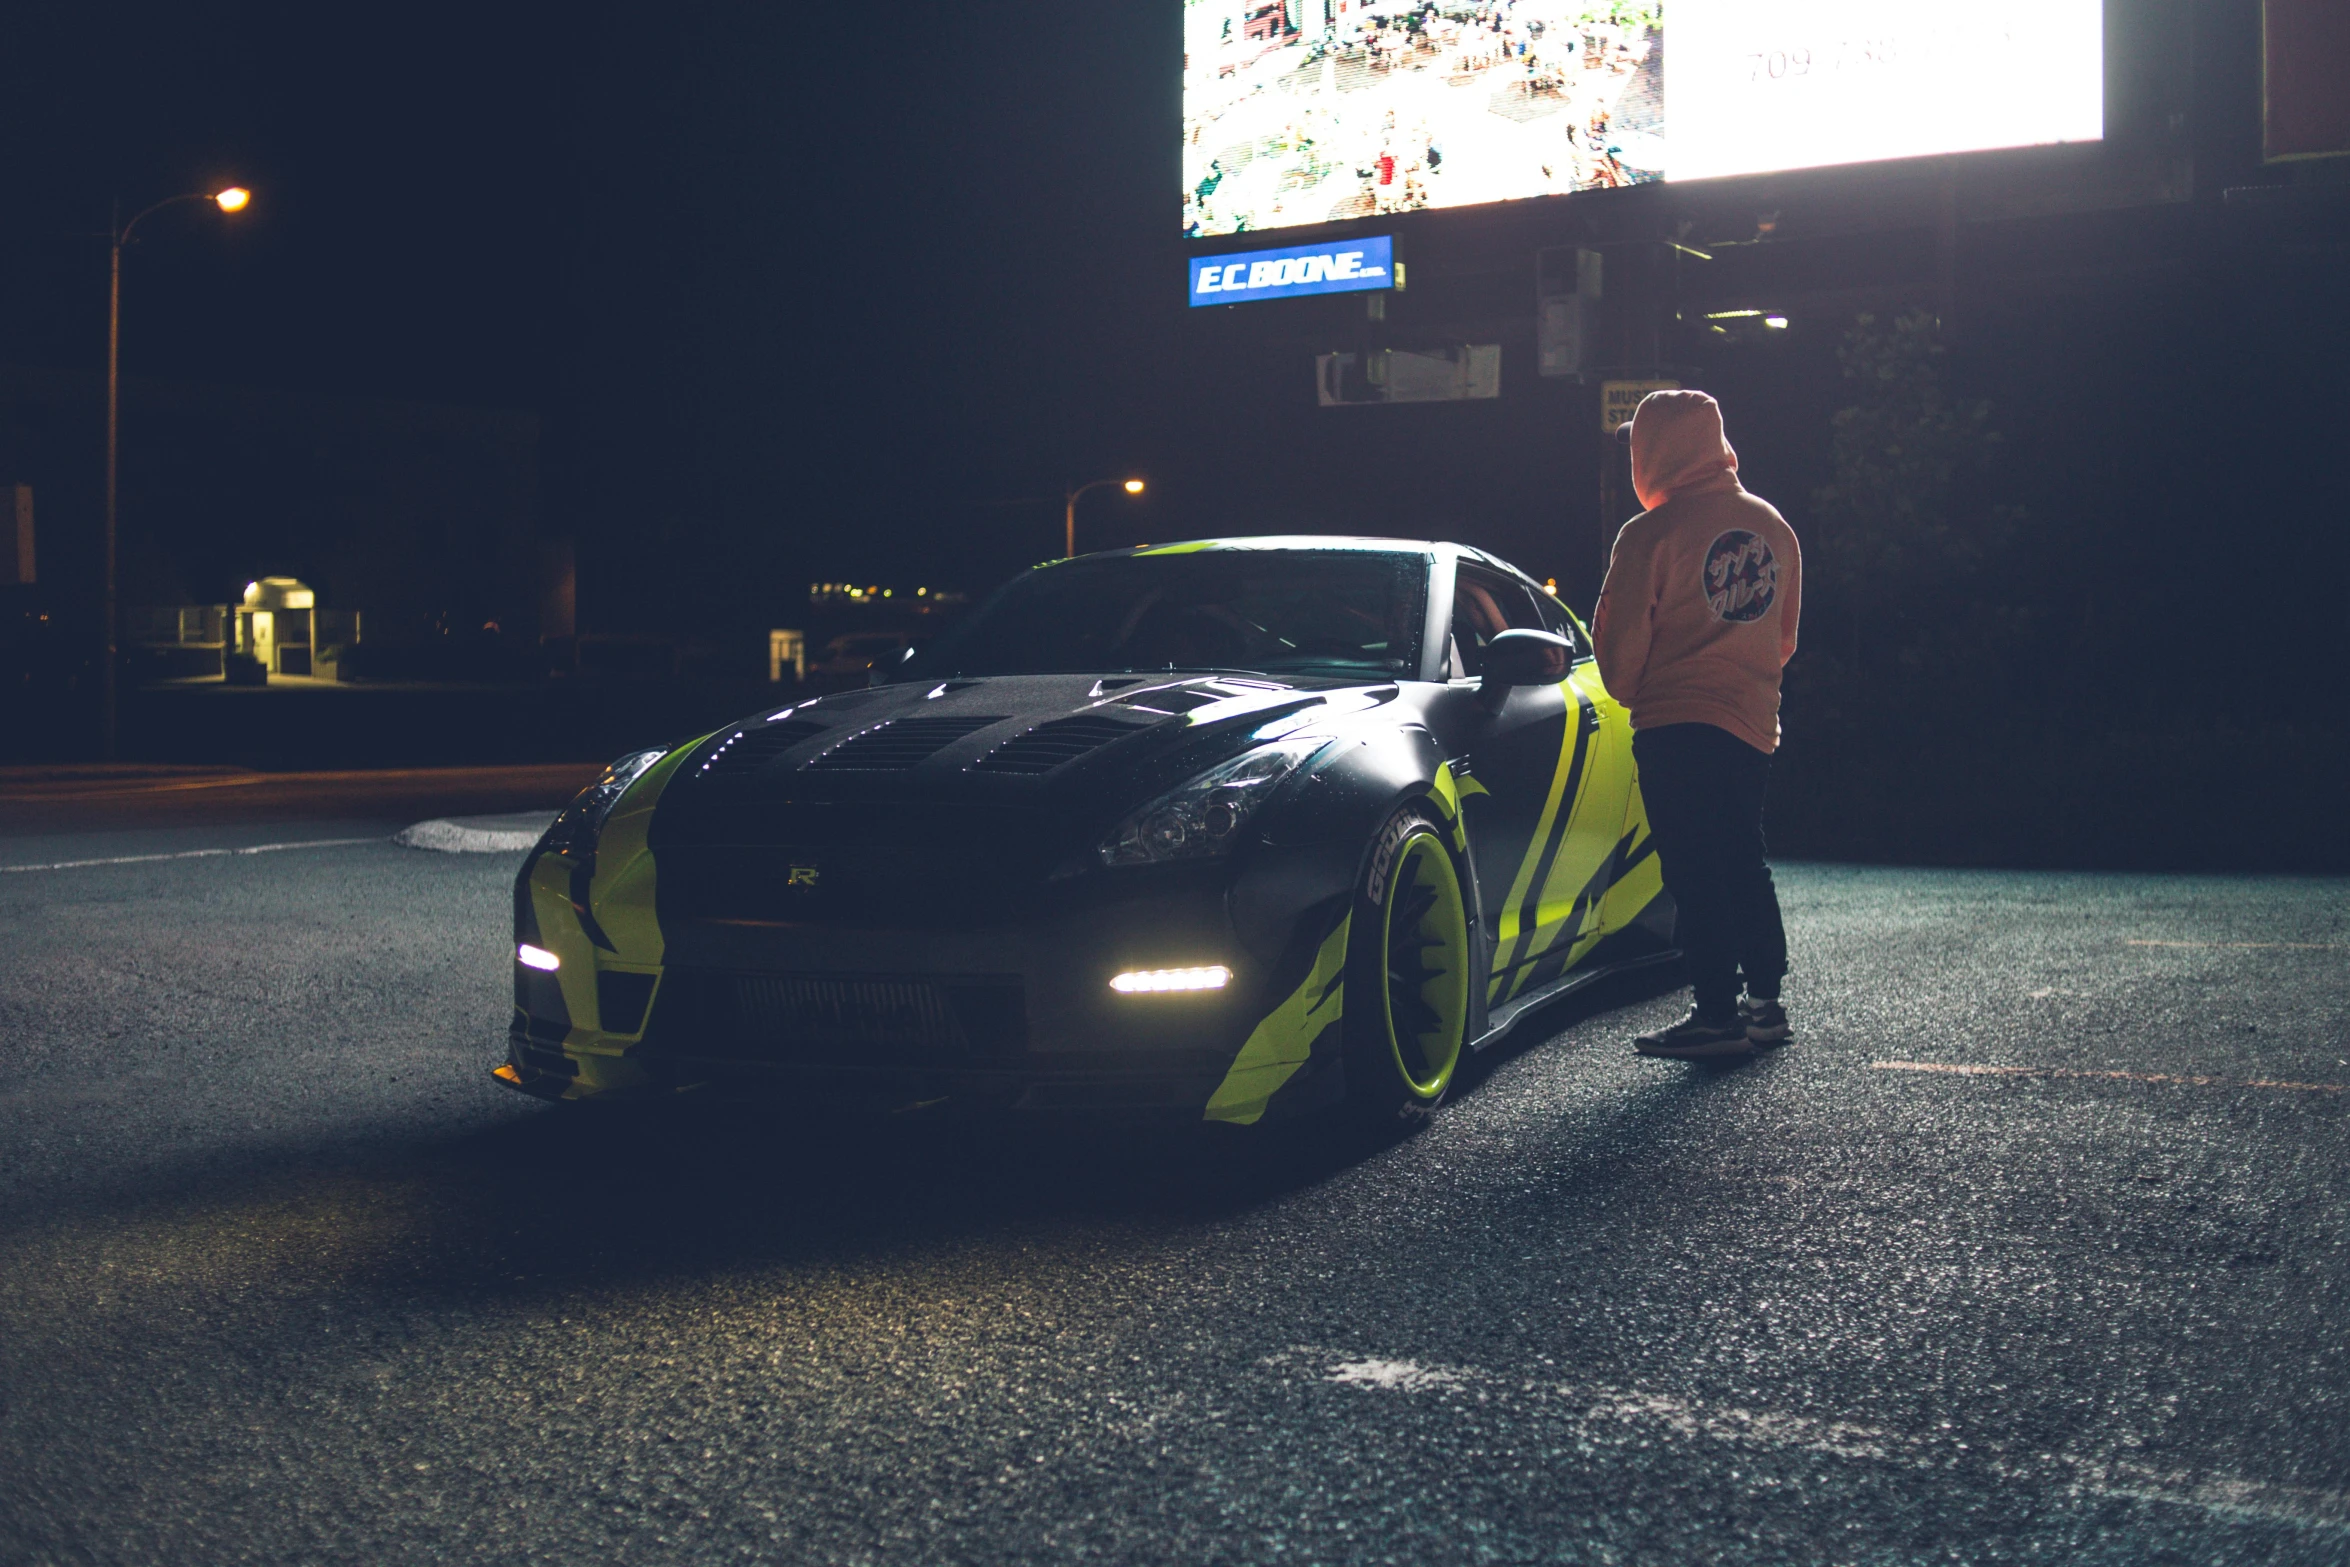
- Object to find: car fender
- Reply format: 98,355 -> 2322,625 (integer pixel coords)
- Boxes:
505,739 -> 705,1099
1230,720 -> 1492,1003
1211,722 -> 1496,1124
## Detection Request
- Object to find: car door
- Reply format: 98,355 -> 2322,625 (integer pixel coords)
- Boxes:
1442,562 -> 1640,1007
1534,588 -> 1647,987
1424,561 -> 1572,1002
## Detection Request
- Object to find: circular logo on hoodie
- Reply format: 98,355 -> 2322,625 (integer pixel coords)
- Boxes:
1703,530 -> 1778,623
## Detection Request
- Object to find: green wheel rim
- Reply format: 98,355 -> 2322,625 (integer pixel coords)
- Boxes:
1381,832 -> 1470,1100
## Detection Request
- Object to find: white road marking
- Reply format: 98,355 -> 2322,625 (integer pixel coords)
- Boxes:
393,817 -> 550,853
1871,1060 -> 2344,1094
2127,939 -> 2347,951
0,838 -> 382,873
1274,1346 -> 2349,1531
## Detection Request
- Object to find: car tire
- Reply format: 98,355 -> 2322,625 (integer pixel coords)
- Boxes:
1341,806 -> 1473,1128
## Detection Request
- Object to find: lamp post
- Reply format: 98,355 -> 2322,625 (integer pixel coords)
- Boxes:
101,185 -> 251,759
1063,476 -> 1145,559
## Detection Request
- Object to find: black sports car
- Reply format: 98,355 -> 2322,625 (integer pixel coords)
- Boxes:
499,538 -> 1671,1126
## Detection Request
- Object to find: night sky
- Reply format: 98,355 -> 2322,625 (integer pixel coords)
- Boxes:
2,3 -> 1189,602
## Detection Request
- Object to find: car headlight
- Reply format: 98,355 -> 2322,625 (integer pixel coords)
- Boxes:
540,748 -> 666,858
1099,739 -> 1325,867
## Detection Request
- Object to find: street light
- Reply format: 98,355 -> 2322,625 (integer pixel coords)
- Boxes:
1063,476 -> 1145,559
102,186 -> 251,758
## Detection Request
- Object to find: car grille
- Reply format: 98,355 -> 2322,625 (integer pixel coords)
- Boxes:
972,713 -> 1155,775
595,970 -> 658,1034
644,970 -> 1027,1063
806,716 -> 1007,771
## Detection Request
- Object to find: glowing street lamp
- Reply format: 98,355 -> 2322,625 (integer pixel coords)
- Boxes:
1064,476 -> 1146,559
101,186 -> 252,758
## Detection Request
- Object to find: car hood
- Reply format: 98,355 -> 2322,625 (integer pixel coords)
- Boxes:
646,671 -> 1398,854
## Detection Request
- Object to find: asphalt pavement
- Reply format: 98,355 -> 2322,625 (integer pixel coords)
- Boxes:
1,781 -> 2344,1565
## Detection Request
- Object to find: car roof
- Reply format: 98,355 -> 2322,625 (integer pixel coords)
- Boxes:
1082,535 -> 1458,561
1077,537 -> 1553,588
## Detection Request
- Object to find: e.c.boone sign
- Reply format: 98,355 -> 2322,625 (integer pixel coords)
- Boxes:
1188,236 -> 1396,307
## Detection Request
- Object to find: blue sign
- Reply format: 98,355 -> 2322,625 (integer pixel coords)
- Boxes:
1188,236 -> 1396,307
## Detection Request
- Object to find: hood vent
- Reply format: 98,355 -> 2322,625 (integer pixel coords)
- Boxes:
974,713 -> 1156,775
807,715 -> 1007,771
696,719 -> 830,781
1118,687 -> 1224,716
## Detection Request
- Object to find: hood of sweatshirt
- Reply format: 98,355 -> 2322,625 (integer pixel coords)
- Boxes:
1628,389 -> 1741,510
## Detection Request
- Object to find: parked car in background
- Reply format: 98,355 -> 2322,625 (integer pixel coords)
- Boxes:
810,632 -> 913,683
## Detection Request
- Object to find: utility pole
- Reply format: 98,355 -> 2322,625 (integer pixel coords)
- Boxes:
1062,476 -> 1146,559
103,200 -> 123,761
99,186 -> 251,759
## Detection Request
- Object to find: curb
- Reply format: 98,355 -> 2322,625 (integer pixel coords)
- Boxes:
394,814 -> 555,853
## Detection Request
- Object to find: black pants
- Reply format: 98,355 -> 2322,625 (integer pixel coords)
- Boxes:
1631,722 -> 1788,1020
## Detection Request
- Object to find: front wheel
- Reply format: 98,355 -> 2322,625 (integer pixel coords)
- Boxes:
1342,807 -> 1473,1127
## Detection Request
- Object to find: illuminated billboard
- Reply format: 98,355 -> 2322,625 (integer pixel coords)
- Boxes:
1182,1 -> 2103,237
1190,235 -> 1396,304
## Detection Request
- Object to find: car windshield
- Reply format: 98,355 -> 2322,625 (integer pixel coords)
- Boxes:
894,549 -> 1428,681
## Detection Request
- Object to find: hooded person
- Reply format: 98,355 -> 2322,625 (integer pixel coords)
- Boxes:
1592,390 -> 1802,1060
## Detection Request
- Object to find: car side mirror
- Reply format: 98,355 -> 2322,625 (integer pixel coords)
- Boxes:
1477,629 -> 1572,712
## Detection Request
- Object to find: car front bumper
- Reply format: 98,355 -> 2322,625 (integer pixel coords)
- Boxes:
504,844 -> 1356,1125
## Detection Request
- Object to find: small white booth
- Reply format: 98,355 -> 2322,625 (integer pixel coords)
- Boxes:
236,576 -> 318,676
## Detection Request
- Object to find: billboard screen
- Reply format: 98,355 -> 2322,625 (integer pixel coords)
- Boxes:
1183,1 -> 2104,237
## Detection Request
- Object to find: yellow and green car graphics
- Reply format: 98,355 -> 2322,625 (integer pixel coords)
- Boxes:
500,540 -> 1671,1124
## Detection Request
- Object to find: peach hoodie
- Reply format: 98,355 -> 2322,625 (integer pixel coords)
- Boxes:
1591,390 -> 1801,754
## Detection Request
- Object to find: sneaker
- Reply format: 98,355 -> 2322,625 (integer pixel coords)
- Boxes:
1740,996 -> 1791,1047
1634,1009 -> 1754,1060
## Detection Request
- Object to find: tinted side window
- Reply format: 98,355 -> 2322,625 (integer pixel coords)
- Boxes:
1530,584 -> 1585,654
897,550 -> 1427,681
1447,565 -> 1546,678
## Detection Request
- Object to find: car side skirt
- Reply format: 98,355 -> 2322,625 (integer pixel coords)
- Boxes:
1471,923 -> 1680,1053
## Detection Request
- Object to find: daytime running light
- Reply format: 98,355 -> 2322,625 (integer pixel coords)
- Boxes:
1110,965 -> 1231,994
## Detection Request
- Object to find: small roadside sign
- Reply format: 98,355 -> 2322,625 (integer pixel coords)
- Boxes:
1601,379 -> 1680,435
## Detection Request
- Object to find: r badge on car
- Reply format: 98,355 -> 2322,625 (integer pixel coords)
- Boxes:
787,865 -> 819,887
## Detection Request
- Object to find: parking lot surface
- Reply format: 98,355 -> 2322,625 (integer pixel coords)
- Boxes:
1,802 -> 2343,1564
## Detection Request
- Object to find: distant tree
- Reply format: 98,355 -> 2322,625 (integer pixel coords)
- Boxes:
1807,309 -> 2012,671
